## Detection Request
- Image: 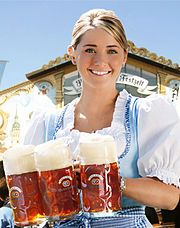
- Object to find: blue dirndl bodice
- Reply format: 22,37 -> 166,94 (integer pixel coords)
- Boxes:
44,95 -> 152,228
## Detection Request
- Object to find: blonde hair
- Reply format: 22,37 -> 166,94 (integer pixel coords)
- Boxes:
71,9 -> 128,51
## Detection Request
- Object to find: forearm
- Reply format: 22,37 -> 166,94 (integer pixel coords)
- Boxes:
123,177 -> 180,210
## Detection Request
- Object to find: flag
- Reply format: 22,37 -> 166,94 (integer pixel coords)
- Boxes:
0,60 -> 8,85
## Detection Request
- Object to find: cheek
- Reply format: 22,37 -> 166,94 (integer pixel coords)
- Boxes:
77,55 -> 91,68
76,53 -> 83,63
76,56 -> 87,75
111,57 -> 123,69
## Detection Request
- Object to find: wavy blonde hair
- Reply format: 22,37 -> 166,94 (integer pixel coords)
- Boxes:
71,9 -> 128,51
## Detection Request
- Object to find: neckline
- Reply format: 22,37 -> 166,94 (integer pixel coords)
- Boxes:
64,89 -> 129,134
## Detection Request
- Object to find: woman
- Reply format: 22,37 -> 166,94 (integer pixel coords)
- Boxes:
24,9 -> 180,227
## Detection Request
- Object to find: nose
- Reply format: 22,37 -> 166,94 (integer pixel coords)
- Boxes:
93,52 -> 108,67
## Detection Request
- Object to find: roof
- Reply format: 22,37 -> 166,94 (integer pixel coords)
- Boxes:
128,41 -> 179,69
39,41 -> 180,72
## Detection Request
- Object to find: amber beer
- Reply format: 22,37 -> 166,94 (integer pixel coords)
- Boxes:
3,145 -> 45,227
34,140 -> 81,220
79,134 -> 121,213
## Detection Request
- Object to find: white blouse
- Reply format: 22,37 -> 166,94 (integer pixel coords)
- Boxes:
23,90 -> 180,188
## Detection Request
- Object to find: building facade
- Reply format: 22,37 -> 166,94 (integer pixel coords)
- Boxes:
0,41 -> 180,151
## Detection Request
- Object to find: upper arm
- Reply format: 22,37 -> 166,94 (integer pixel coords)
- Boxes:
137,94 -> 180,188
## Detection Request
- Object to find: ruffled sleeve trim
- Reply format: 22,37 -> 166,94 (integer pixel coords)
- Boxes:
146,169 -> 180,188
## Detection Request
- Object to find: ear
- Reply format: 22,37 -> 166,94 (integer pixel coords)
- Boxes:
68,45 -> 76,65
122,48 -> 128,67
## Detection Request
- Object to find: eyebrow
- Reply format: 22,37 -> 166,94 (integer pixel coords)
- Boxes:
107,45 -> 120,49
83,44 -> 97,47
83,44 -> 120,48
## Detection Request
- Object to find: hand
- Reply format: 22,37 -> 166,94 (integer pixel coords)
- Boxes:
73,160 -> 81,189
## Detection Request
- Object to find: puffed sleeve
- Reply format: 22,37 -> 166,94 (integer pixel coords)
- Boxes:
23,111 -> 46,145
23,107 -> 61,145
137,94 -> 180,188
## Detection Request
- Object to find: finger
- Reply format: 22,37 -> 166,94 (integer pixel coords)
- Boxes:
73,161 -> 80,169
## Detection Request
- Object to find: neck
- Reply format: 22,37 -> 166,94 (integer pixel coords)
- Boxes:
77,87 -> 119,115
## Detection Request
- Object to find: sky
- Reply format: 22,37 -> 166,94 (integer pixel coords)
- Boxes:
0,0 -> 180,91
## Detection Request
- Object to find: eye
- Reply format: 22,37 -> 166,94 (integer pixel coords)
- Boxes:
85,48 -> 95,53
108,49 -> 118,54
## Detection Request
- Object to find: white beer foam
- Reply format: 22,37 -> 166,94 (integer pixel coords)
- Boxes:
79,133 -> 118,165
34,139 -> 73,171
3,145 -> 36,175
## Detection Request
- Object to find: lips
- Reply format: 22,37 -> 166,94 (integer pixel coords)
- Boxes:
89,69 -> 111,76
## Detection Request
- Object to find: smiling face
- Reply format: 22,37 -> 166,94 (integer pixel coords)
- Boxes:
69,28 -> 127,91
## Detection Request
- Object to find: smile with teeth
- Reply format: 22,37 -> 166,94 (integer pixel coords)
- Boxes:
90,69 -> 111,76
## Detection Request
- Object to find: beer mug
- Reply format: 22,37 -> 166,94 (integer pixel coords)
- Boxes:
34,139 -> 81,221
79,133 -> 121,213
3,145 -> 45,227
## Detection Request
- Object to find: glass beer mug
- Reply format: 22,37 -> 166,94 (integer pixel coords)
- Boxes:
79,134 -> 121,214
34,139 -> 81,221
3,145 -> 45,227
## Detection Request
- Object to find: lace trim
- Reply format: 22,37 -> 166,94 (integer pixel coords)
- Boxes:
65,90 -> 129,131
119,94 -> 132,159
53,104 -> 69,139
54,90 -> 130,158
112,90 -> 127,124
147,169 -> 180,188
64,98 -> 78,130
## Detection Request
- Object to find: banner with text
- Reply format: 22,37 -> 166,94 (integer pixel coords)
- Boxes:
64,73 -> 157,95
116,73 -> 157,95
